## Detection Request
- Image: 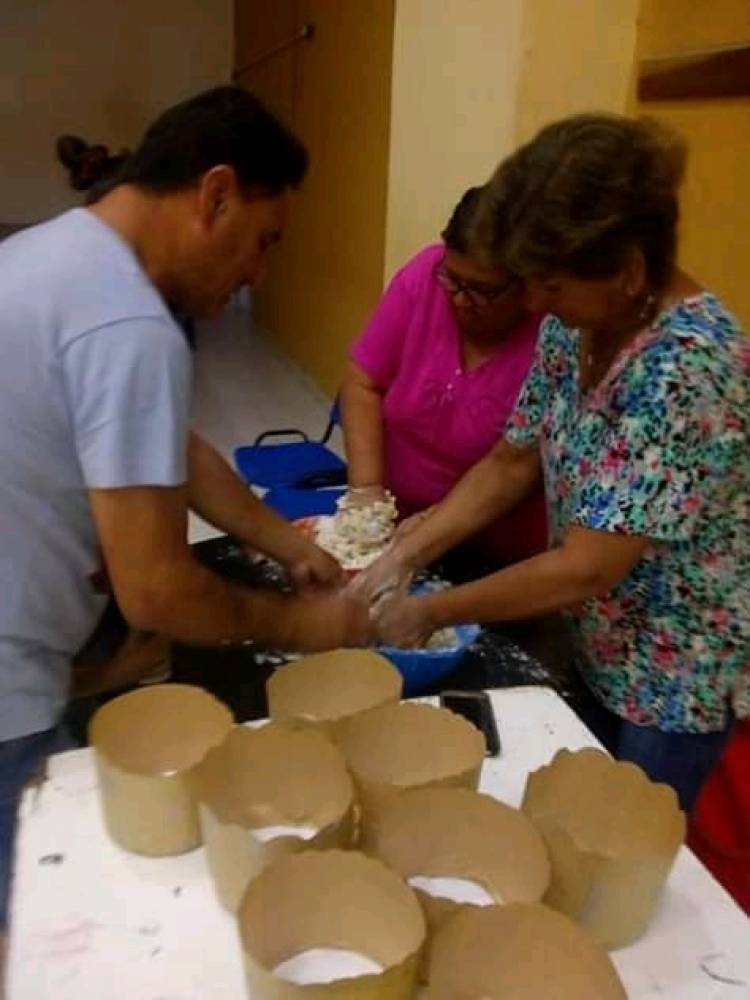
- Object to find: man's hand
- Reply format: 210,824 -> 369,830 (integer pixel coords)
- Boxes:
188,433 -> 339,574
288,543 -> 343,594
289,591 -> 373,651
373,592 -> 434,649
71,632 -> 171,698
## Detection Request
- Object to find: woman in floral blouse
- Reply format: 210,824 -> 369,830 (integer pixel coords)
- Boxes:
359,114 -> 749,813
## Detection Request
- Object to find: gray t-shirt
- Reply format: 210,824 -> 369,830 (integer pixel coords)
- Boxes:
0,209 -> 191,741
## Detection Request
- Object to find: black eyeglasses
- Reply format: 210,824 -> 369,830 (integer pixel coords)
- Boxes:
434,259 -> 518,309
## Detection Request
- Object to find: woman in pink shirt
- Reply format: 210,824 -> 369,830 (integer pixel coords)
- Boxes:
342,188 -> 546,564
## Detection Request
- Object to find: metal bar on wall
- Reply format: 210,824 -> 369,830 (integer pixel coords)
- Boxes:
233,22 -> 315,81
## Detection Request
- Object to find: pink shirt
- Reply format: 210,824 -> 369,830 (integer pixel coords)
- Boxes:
352,244 -> 546,560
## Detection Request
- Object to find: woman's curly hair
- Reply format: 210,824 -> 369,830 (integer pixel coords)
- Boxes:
471,113 -> 687,291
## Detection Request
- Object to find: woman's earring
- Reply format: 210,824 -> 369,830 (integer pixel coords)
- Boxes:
638,292 -> 658,323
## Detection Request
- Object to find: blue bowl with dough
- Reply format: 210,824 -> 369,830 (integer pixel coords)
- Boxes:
378,621 -> 481,697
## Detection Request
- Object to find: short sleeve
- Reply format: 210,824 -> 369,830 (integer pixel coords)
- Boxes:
504,316 -> 557,447
61,317 -> 191,488
573,342 -> 729,542
350,266 -> 416,389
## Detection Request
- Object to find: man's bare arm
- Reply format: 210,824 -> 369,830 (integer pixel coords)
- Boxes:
89,484 -> 367,650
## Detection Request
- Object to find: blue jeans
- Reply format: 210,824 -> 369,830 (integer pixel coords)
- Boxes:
0,726 -> 71,929
576,692 -> 733,814
616,719 -> 733,814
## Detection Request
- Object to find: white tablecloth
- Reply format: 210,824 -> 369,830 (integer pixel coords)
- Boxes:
7,687 -> 749,998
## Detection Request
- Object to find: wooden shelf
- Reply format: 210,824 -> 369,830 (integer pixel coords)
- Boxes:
638,42 -> 750,101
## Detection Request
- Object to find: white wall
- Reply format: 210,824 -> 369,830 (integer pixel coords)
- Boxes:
384,0 -> 525,280
0,0 -> 232,223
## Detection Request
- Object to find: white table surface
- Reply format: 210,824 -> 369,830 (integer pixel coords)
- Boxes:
188,511 -> 223,546
7,687 -> 749,999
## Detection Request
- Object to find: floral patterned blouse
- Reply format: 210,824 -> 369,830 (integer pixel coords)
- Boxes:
506,294 -> 749,733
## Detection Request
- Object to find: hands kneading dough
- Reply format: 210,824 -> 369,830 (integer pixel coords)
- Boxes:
317,492 -> 459,650
315,490 -> 398,570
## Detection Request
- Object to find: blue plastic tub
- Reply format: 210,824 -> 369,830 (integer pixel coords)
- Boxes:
378,622 -> 481,697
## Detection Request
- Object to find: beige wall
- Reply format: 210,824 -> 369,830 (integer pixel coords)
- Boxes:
634,0 -> 750,326
515,0 -> 639,142
239,0 -> 395,396
384,0 -> 640,282
0,0 -> 232,224
384,0 -> 525,279
240,1 -> 659,394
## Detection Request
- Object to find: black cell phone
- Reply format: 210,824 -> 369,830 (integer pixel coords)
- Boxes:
440,690 -> 501,757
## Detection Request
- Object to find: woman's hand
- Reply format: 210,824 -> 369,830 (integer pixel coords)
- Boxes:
347,541 -> 414,607
393,506 -> 435,543
344,484 -> 387,508
346,505 -> 435,607
341,360 -> 387,496
373,592 -> 435,648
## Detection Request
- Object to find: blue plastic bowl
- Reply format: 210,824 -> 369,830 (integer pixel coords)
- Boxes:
378,622 -> 481,697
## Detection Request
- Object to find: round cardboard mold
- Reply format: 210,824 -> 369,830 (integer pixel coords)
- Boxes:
192,723 -> 355,910
426,902 -> 627,999
267,649 -> 403,735
238,849 -> 426,998
522,747 -> 686,949
89,683 -> 233,855
335,703 -> 485,843
368,785 -> 550,970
